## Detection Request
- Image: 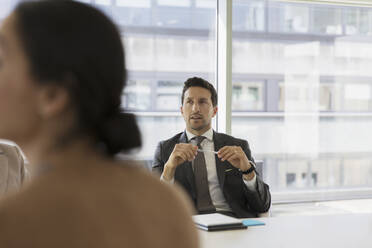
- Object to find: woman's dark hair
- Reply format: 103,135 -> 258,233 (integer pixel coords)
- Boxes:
14,0 -> 141,155
181,77 -> 217,107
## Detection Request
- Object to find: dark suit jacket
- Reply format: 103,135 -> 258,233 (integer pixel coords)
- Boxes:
152,131 -> 271,218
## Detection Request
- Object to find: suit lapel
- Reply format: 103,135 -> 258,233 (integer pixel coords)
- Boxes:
213,132 -> 227,188
178,132 -> 197,197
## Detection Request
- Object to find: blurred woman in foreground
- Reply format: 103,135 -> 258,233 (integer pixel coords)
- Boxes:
0,0 -> 198,247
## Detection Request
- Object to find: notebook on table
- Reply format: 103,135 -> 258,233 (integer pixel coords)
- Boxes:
192,213 -> 247,231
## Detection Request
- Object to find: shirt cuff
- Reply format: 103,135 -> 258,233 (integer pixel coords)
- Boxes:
160,174 -> 175,184
243,173 -> 257,191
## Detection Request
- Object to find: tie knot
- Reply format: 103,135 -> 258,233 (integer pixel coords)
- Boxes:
192,136 -> 206,147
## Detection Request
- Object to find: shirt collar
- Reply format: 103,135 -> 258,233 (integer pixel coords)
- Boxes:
185,128 -> 213,142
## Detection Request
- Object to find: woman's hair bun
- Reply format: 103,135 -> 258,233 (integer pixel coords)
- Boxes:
97,112 -> 141,155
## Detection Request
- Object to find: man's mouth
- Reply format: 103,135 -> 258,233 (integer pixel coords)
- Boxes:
190,115 -> 203,120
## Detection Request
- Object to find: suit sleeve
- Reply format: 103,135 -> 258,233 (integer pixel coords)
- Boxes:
240,140 -> 271,213
152,142 -> 165,178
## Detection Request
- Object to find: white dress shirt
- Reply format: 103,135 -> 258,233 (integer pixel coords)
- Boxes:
161,128 -> 257,212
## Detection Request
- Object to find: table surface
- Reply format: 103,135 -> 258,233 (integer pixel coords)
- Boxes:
198,213 -> 372,248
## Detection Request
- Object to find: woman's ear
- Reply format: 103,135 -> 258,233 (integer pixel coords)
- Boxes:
37,84 -> 70,119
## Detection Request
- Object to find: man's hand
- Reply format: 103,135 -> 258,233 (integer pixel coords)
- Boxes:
162,143 -> 198,181
217,146 -> 255,179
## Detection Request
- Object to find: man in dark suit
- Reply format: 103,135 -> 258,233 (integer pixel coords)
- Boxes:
152,77 -> 271,218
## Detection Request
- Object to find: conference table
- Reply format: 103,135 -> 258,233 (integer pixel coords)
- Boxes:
198,213 -> 372,248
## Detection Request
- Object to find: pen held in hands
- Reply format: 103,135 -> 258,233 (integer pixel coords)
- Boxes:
197,149 -> 218,154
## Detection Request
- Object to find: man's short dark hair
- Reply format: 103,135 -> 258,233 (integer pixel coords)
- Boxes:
181,77 -> 217,107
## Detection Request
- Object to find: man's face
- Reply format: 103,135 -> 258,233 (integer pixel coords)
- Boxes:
181,86 -> 217,134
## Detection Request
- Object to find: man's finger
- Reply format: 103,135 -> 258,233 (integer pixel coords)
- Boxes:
185,149 -> 196,161
218,146 -> 230,154
220,150 -> 235,161
180,145 -> 197,159
218,147 -> 234,159
224,153 -> 238,162
175,151 -> 187,162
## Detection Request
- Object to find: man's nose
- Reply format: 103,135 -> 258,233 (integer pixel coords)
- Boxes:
192,102 -> 200,112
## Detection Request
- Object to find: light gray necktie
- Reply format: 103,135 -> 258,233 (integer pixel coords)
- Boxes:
192,136 -> 215,213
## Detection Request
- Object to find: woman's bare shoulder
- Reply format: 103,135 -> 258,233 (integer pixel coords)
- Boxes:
108,161 -> 198,222
0,160 -> 200,248
113,163 -> 199,247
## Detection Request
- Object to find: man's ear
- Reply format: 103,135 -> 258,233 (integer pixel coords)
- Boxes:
180,105 -> 184,115
37,85 -> 70,119
212,106 -> 218,117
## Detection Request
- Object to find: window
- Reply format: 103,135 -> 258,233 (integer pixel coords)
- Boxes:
269,2 -> 310,33
157,0 -> 191,8
344,7 -> 372,35
122,79 -> 152,111
156,80 -> 183,111
2,0 -> 372,203
113,0 -> 216,161
286,173 -> 296,186
312,5 -> 342,34
232,0 -> 372,202
0,0 -> 14,21
0,0 -> 216,165
233,0 -> 265,32
232,81 -> 265,111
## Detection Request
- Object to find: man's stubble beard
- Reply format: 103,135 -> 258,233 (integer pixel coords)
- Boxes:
190,119 -> 210,132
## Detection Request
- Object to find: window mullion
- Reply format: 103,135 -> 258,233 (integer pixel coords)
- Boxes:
216,0 -> 232,134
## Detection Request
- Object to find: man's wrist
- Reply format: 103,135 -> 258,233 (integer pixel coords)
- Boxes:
163,162 -> 176,181
240,159 -> 254,173
240,165 -> 255,174
239,160 -> 255,181
243,171 -> 255,181
164,160 -> 177,171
